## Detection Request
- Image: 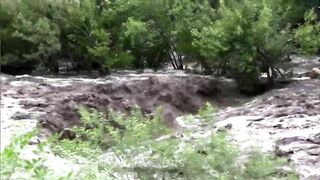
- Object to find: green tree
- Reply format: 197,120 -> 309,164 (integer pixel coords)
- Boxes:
1,0 -> 319,90
1,0 -> 59,73
295,9 -> 320,54
13,15 -> 61,73
192,0 -> 295,93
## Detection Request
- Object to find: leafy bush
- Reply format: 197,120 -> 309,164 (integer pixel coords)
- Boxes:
0,131 -> 72,180
13,15 -> 61,73
51,105 -> 298,179
1,105 -> 298,179
0,0 -> 59,73
295,9 -> 320,55
192,0 -> 296,92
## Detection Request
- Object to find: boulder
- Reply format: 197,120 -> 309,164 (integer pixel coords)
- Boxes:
309,68 -> 320,79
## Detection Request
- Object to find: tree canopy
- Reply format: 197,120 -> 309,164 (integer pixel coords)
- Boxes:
1,0 -> 320,90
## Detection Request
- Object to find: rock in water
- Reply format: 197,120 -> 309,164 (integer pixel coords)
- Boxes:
309,68 -> 320,79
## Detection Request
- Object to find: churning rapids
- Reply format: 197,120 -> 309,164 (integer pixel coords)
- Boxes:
1,56 -> 320,179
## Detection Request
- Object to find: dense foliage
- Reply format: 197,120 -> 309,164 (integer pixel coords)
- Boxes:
1,0 -> 320,88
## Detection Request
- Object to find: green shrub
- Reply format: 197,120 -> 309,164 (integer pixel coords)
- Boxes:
1,105 -> 298,179
13,15 -> 61,72
0,131 -> 72,180
295,9 -> 320,55
192,0 -> 296,91
51,105 -> 298,179
0,0 -> 59,72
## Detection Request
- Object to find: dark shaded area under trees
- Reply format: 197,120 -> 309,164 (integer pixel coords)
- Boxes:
1,0 -> 320,93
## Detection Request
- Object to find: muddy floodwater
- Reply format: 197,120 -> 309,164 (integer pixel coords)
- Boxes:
1,56 -> 320,179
